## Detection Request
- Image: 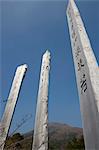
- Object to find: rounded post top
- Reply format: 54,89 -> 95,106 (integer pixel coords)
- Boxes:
17,64 -> 28,71
43,50 -> 51,60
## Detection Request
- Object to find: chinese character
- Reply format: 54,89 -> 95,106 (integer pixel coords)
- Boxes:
80,74 -> 87,94
78,58 -> 84,71
72,29 -> 76,39
71,24 -> 74,30
75,46 -> 81,60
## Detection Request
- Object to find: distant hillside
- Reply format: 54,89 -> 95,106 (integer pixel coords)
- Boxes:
4,122 -> 85,150
49,122 -> 84,150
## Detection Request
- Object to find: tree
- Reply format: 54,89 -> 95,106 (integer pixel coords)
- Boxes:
4,133 -> 24,149
66,135 -> 85,149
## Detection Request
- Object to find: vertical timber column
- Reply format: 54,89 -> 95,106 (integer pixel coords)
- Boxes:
0,64 -> 27,150
32,50 -> 50,150
66,0 -> 99,149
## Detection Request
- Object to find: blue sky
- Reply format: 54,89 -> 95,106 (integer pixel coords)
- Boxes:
1,0 -> 99,134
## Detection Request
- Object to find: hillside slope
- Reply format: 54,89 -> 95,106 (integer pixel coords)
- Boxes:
4,122 -> 84,150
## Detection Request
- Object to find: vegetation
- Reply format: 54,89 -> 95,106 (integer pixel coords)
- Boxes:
66,135 -> 85,149
4,133 -> 24,149
4,123 -> 85,150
